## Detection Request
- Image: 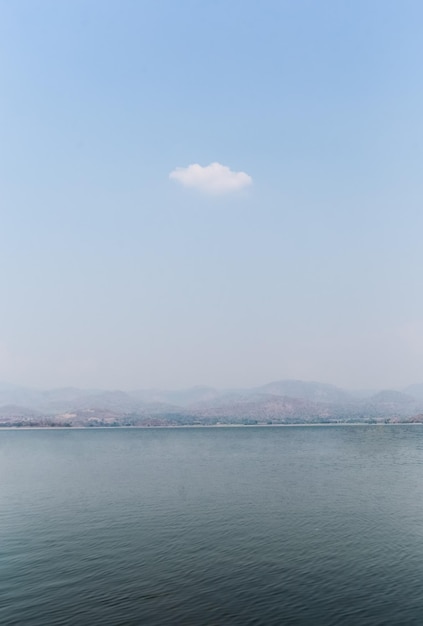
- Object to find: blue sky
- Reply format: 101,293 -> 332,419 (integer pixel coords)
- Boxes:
1,0 -> 423,390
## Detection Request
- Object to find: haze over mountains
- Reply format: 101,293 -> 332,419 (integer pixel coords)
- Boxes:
1,380 -> 423,427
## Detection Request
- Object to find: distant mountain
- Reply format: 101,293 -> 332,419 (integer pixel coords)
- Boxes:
184,394 -> 331,423
368,390 -> 415,404
1,380 -> 423,426
0,386 -> 101,412
347,389 -> 379,400
254,380 -> 351,403
129,386 -> 220,407
403,384 -> 423,401
68,390 -> 138,412
358,390 -> 421,420
0,404 -> 41,420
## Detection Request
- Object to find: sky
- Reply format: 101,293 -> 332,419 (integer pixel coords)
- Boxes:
1,0 -> 423,391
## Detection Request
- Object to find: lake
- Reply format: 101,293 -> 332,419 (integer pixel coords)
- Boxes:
1,426 -> 423,625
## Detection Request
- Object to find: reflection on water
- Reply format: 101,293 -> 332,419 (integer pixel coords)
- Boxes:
1,426 -> 423,625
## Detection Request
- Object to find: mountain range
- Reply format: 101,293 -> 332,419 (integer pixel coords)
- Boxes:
1,380 -> 423,426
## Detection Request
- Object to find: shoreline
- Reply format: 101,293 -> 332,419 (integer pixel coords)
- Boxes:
1,422 -> 422,430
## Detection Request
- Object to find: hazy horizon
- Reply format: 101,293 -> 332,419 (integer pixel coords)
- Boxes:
2,1 -> 423,391
0,377 -> 422,396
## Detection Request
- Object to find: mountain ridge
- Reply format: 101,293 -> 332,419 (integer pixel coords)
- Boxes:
1,380 -> 423,426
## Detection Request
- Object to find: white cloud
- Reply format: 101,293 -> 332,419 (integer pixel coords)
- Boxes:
169,162 -> 252,194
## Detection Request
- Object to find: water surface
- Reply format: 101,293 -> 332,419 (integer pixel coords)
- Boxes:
1,426 -> 423,625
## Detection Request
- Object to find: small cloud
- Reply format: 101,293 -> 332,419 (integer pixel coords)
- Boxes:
169,162 -> 252,194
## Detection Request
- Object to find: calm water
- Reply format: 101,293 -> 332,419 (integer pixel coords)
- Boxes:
2,426 -> 423,625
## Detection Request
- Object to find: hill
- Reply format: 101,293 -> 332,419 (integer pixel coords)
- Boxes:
1,380 -> 423,426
